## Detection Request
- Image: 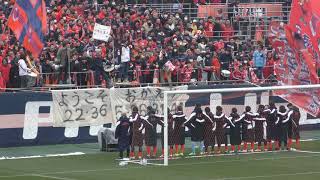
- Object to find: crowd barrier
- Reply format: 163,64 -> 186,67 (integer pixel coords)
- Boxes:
0,65 -> 277,91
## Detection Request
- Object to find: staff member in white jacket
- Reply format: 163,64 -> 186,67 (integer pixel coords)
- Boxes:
120,43 -> 131,82
18,54 -> 31,88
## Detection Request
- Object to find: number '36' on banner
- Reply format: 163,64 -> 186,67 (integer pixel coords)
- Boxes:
52,88 -> 113,127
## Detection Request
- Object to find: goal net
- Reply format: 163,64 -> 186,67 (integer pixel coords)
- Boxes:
120,84 -> 320,166
160,84 -> 320,166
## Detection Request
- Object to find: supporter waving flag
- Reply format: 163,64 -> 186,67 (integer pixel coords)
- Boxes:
8,0 -> 47,57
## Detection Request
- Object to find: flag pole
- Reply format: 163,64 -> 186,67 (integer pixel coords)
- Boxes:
68,50 -> 72,84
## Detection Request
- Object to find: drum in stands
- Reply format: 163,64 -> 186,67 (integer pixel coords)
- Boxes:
221,70 -> 231,78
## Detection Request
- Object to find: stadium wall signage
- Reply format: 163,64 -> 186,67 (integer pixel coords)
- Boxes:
198,3 -> 282,19
0,84 -> 319,147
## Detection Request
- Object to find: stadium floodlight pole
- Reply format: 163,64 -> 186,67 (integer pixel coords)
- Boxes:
162,84 -> 320,166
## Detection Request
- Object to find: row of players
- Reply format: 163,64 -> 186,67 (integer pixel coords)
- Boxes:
115,103 -> 300,159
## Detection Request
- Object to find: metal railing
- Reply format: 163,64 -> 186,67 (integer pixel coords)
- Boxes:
0,65 -> 280,91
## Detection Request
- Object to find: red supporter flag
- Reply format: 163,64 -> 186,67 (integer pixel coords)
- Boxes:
269,0 -> 320,117
8,0 -> 47,58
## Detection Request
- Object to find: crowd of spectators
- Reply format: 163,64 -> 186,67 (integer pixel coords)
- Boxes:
0,0 -> 282,90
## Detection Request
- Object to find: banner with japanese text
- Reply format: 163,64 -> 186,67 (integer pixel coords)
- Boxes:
51,86 -> 189,127
109,86 -> 189,120
52,88 -> 113,127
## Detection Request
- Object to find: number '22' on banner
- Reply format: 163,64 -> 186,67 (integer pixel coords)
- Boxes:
51,88 -> 113,127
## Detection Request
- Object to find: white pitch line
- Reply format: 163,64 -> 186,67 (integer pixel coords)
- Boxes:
197,139 -> 319,148
32,174 -> 77,180
41,154 -> 320,175
0,173 -> 77,180
172,154 -> 320,166
184,150 -> 286,159
0,152 -> 85,161
293,149 -> 320,154
300,138 -> 319,142
212,171 -> 320,180
128,160 -> 164,166
0,174 -> 32,179
1,153 -> 320,179
0,139 -> 317,161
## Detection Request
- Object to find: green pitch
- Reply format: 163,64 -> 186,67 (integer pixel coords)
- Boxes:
0,131 -> 319,180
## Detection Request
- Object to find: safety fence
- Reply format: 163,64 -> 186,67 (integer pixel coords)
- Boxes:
0,65 -> 278,91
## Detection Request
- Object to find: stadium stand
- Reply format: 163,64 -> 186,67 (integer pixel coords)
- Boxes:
0,0 -> 294,90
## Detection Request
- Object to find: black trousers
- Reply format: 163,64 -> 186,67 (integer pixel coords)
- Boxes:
20,75 -> 28,88
119,148 -> 130,159
280,123 -> 289,148
58,65 -> 69,83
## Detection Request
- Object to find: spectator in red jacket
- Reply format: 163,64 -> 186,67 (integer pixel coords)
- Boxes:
180,61 -> 193,83
211,52 -> 221,81
221,20 -> 234,41
0,73 -> 4,91
263,52 -> 275,80
0,58 -> 11,87
214,39 -> 225,51
204,17 -> 215,37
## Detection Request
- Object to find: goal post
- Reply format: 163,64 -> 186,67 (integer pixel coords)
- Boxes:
162,84 -> 320,166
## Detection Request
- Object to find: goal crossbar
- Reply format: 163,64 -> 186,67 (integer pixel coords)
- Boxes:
164,84 -> 320,95
162,84 -> 320,166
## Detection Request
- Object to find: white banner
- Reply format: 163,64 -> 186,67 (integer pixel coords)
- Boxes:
92,23 -> 111,42
110,86 -> 189,120
52,88 -> 113,127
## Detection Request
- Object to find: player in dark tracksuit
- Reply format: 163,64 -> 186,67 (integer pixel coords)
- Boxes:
277,105 -> 289,150
242,106 -> 257,152
141,107 -> 160,158
115,113 -> 131,159
228,108 -> 242,153
203,107 -> 215,154
129,106 -> 144,159
214,106 -> 229,154
253,105 -> 267,151
185,104 -> 206,156
286,104 -> 301,149
157,108 -> 175,158
172,106 -> 187,156
264,102 -> 278,151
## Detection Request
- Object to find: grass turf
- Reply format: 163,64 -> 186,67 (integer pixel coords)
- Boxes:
0,132 -> 319,180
